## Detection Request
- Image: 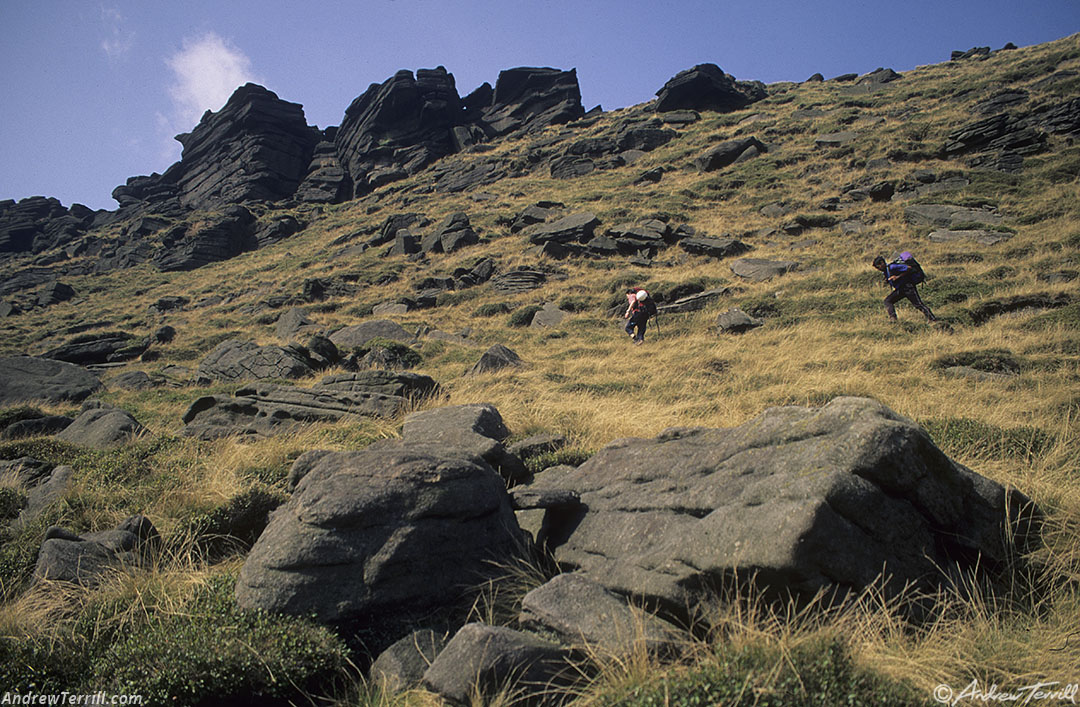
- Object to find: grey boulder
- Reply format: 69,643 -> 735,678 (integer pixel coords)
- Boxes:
55,408 -> 148,449
539,397 -> 1037,618
519,573 -> 681,661
34,515 -> 158,586
730,258 -> 798,281
195,339 -> 319,384
235,447 -> 524,627
0,356 -> 101,405
400,403 -> 529,484
421,623 -> 574,705
329,319 -> 413,351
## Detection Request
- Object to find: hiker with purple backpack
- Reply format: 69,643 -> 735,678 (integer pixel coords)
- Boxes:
873,252 -> 937,322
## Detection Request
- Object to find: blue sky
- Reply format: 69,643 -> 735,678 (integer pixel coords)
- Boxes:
1,1 -> 1077,211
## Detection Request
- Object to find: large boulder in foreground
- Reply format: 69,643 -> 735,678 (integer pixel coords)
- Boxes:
235,447 -> 524,629
0,356 -> 102,405
538,397 -> 1037,617
400,403 -> 529,484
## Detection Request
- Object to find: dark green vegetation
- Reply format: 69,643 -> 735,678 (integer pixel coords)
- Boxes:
593,638 -> 926,707
0,573 -> 350,703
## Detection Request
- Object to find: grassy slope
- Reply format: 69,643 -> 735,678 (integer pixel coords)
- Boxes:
1,34 -> 1078,705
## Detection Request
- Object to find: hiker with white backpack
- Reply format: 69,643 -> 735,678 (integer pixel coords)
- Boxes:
623,288 -> 658,344
872,252 -> 937,322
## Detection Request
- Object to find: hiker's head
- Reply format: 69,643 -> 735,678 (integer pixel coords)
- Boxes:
872,256 -> 887,271
635,290 -> 648,301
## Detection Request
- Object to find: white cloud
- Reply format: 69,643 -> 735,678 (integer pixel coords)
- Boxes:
100,6 -> 134,59
165,32 -> 259,131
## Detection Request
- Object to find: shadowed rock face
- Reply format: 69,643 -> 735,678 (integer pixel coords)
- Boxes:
654,63 -> 766,113
335,66 -> 585,197
535,397 -> 1037,618
478,67 -> 585,136
0,197 -> 92,255
336,67 -> 464,197
173,84 -> 321,210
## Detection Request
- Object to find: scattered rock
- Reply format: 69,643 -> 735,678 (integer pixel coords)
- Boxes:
729,258 -> 798,281
13,464 -> 73,529
317,371 -> 437,398
106,371 -> 157,391
0,415 -> 74,440
42,332 -> 149,365
422,212 -> 479,254
654,64 -> 766,113
693,138 -> 766,172
421,623 -> 574,705
181,373 -> 436,440
520,573 -> 681,661
0,356 -> 102,405
153,206 -> 257,272
904,204 -> 1003,229
716,307 -> 763,333
928,229 -> 1012,246
370,630 -> 449,692
508,434 -> 568,462
965,293 -> 1073,325
275,307 -> 319,341
942,366 -> 1018,382
148,296 -> 189,315
524,212 -> 599,245
151,325 -> 176,344
55,407 -> 148,449
530,302 -> 569,328
678,236 -> 750,259
815,131 -> 859,147
34,515 -> 158,586
36,281 -> 77,307
400,403 -> 528,484
195,339 -> 322,384
329,319 -> 413,351
491,269 -> 548,293
657,289 -> 734,314
467,344 -> 524,376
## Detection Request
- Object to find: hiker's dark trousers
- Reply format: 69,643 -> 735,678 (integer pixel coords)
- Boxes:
625,312 -> 648,342
884,283 -> 936,321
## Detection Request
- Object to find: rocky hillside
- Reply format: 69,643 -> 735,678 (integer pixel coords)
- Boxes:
0,34 -> 1078,706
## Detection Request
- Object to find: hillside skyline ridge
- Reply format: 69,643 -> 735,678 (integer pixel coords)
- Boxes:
3,0 -> 1077,210
5,31 -> 1077,215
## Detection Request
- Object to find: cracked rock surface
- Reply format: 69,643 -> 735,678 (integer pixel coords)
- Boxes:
534,396 -> 1036,617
